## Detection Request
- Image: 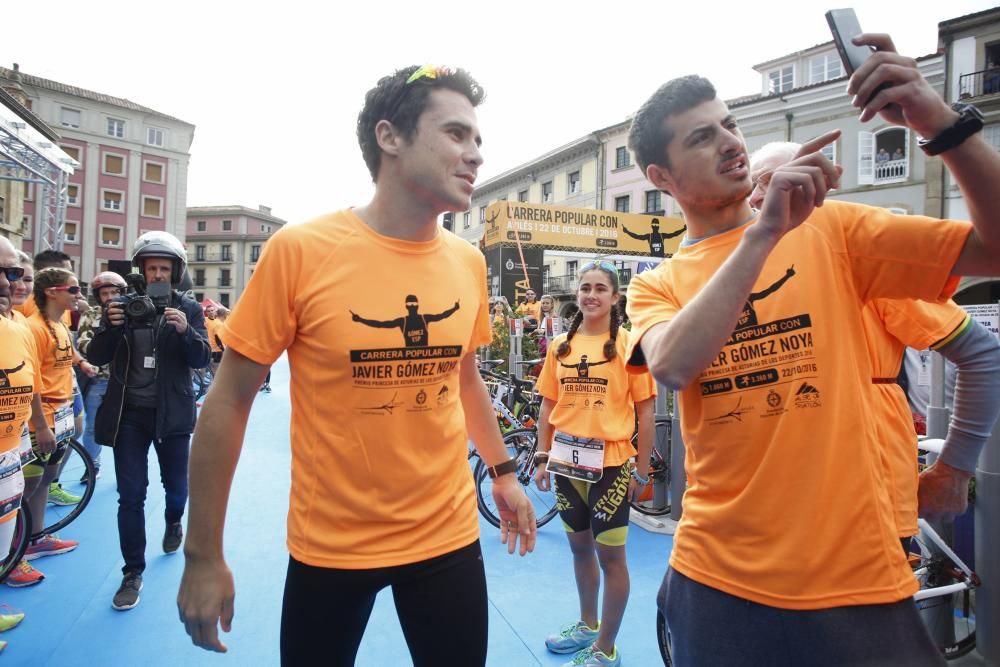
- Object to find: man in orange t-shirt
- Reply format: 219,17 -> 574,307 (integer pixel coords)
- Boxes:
624,35 -> 1000,667
178,65 -> 536,665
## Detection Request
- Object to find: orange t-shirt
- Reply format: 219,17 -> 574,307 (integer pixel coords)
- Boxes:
205,317 -> 224,353
625,200 -> 971,609
25,312 -> 75,427
517,301 -> 542,322
14,296 -> 73,327
0,316 -> 43,453
862,300 -> 968,538
222,209 -> 493,569
537,329 -> 655,466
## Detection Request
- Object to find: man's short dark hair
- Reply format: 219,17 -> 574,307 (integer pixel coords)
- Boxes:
628,75 -> 717,175
357,66 -> 485,183
33,249 -> 72,271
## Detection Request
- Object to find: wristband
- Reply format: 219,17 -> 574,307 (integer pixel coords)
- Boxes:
487,459 -> 518,479
631,468 -> 650,485
532,451 -> 549,465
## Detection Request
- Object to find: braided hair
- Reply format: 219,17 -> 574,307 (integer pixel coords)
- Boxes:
33,267 -> 74,313
556,263 -> 622,361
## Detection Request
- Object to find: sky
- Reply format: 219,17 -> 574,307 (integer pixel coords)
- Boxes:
4,0 -> 995,225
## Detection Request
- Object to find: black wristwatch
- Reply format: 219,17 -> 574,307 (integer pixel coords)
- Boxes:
918,103 -> 984,156
487,459 -> 518,479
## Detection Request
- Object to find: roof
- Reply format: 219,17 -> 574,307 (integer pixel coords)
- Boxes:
186,205 -> 288,224
0,65 -> 193,127
753,41 -> 837,70
939,6 -> 1000,31
474,134 -> 600,193
0,85 -> 59,142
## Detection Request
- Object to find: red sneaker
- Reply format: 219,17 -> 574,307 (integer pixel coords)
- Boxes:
24,534 -> 79,561
5,560 -> 44,587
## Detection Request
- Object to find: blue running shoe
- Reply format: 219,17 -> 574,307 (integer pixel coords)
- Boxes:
545,621 -> 600,654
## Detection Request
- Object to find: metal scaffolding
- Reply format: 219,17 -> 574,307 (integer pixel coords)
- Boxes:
0,101 -> 76,250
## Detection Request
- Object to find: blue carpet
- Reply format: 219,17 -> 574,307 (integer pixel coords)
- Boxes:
1,356 -> 673,666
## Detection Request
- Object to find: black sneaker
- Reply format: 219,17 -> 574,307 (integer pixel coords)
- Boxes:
163,522 -> 183,554
112,572 -> 143,611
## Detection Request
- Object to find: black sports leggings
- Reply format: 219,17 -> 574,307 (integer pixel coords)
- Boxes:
280,540 -> 488,666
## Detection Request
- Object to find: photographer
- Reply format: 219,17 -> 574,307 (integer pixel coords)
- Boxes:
85,231 -> 210,612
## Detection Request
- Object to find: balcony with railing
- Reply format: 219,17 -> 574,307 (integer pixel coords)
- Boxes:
190,252 -> 233,263
874,158 -> 908,184
543,268 -> 633,295
959,68 -> 1000,99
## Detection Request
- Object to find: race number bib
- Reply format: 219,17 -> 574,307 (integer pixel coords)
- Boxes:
18,424 -> 35,467
53,404 -> 74,444
548,431 -> 604,482
0,450 -> 24,519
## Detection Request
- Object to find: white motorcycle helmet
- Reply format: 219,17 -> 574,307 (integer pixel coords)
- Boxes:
131,231 -> 187,286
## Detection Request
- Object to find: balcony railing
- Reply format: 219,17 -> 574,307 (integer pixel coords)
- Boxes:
874,158 -> 908,183
190,252 -> 233,263
959,68 -> 1000,99
543,269 -> 633,295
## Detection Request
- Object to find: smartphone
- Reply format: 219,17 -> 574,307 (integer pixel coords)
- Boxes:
825,8 -> 873,75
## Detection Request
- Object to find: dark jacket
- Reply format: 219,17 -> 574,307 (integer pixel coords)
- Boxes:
85,290 -> 211,446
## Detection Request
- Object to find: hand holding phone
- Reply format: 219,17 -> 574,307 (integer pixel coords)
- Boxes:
826,8 -> 893,108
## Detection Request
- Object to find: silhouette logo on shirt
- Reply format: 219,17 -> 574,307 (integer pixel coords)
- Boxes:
351,295 -> 460,347
0,361 -> 26,389
621,218 -> 686,258
736,265 -> 796,330
559,354 -> 609,378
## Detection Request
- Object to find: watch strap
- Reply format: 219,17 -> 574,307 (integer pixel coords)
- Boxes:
487,458 -> 518,479
919,103 -> 984,156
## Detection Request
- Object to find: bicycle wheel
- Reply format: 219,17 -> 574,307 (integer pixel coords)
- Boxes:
629,418 -> 672,517
0,504 -> 31,583
911,534 -> 977,660
475,428 -> 558,529
38,440 -> 95,538
192,368 -> 212,400
657,609 -> 674,666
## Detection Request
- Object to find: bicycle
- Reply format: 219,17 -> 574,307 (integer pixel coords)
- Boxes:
654,437 -> 979,665
192,367 -> 213,401
0,504 -> 31,584
474,428 -> 559,529
39,439 -> 96,538
628,418 -> 673,518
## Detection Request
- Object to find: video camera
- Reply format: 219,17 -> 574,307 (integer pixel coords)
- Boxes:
110,274 -> 171,328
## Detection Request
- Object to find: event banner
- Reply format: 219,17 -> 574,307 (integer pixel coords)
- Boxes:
482,201 -> 686,257
485,245 -> 545,307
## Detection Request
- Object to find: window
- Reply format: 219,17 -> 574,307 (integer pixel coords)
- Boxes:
260,224 -> 271,233
194,269 -> 205,287
107,118 -> 125,138
143,161 -> 164,183
63,222 -> 78,243
858,128 -> 909,185
645,190 -> 662,214
219,293 -> 230,308
221,245 -> 232,261
24,183 -> 33,201
820,141 -> 837,164
194,292 -> 204,303
195,245 -> 206,261
146,127 -> 165,147
984,124 -> 1000,151
463,211 -> 471,229
60,145 -> 81,165
568,171 -> 581,194
251,245 -> 261,262
67,184 -> 80,206
615,146 -> 630,169
542,181 -> 553,203
566,260 -> 578,276
142,196 -> 163,218
518,190 -> 528,202
615,195 -> 630,213
103,153 -> 126,176
222,219 -> 232,231
220,269 -> 231,287
768,66 -> 794,94
60,107 -> 81,128
100,226 -> 122,247
196,220 -> 206,232
20,215 -> 31,239
809,54 -> 843,84
479,206 -> 486,225
101,190 -> 124,211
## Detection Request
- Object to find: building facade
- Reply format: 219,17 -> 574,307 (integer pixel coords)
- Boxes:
185,205 -> 286,308
0,63 -> 195,281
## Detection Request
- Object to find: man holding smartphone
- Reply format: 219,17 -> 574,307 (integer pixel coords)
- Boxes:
624,32 -> 1000,666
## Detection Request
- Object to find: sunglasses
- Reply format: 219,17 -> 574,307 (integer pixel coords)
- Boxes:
581,260 -> 619,274
0,266 -> 25,282
385,64 -> 466,123
50,285 -> 81,295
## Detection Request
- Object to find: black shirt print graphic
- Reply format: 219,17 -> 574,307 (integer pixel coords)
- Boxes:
736,266 -> 795,330
351,295 -> 460,347
0,361 -> 25,388
621,219 -> 686,258
560,354 -> 610,378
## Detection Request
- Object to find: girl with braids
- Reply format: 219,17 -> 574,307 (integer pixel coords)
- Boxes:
533,260 -> 656,667
19,268 -> 82,580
